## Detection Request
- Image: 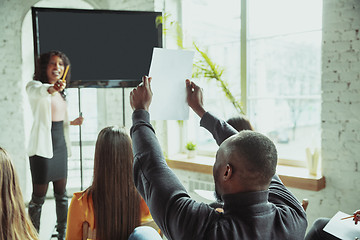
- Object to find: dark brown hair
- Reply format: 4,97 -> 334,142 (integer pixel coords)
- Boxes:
33,50 -> 71,85
87,126 -> 141,239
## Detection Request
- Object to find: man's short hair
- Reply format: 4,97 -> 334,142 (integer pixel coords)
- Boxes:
226,130 -> 277,186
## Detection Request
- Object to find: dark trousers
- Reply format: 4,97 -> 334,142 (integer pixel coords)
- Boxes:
305,218 -> 340,240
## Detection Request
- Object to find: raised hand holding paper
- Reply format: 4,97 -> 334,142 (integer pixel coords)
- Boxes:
149,48 -> 194,120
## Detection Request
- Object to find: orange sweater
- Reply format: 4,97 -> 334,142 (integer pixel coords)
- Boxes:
65,191 -> 151,240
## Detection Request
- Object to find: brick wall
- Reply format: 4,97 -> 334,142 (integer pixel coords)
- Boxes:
302,0 -> 359,228
257,0 -> 359,230
0,0 -> 36,199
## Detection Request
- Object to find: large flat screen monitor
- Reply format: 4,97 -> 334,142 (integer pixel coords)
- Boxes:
32,7 -> 162,88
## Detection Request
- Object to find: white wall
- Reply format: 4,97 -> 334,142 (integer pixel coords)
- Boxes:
297,0 -> 359,228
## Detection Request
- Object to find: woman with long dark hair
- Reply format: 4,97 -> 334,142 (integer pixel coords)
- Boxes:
66,126 -> 155,239
26,50 -> 83,239
0,147 -> 39,240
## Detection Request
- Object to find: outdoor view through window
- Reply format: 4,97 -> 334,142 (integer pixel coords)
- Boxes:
180,0 -> 322,163
247,0 -> 322,162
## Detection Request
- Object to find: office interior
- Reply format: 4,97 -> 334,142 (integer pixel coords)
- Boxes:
0,0 -> 359,239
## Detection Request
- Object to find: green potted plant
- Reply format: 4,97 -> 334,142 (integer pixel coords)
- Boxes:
186,141 -> 197,158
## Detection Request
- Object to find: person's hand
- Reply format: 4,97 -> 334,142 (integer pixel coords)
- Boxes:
70,116 -> 84,126
130,76 -> 153,111
48,80 -> 66,94
186,79 -> 206,118
354,210 -> 360,224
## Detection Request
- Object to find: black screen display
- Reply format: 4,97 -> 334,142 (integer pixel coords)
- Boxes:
32,7 -> 162,88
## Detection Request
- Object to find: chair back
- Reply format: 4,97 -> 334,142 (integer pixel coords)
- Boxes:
302,199 -> 309,211
82,221 -> 96,240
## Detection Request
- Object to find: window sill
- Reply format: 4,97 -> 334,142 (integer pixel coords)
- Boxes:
166,154 -> 326,191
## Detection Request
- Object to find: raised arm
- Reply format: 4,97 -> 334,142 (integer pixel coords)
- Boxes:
186,79 -> 306,220
26,80 -> 52,98
130,76 -> 203,239
26,79 -> 66,98
186,79 -> 237,145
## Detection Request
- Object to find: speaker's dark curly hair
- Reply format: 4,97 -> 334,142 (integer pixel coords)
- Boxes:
33,50 -> 71,99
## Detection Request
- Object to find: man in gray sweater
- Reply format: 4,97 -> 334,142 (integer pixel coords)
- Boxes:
129,76 -> 307,240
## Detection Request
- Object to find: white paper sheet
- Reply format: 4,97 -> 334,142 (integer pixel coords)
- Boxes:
149,48 -> 194,120
323,211 -> 360,240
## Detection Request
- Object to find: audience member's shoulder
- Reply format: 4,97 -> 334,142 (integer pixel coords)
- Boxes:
72,190 -> 90,203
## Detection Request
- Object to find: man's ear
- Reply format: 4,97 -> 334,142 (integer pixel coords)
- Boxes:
223,164 -> 233,181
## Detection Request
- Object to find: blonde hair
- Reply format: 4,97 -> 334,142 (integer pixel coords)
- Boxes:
0,147 -> 39,240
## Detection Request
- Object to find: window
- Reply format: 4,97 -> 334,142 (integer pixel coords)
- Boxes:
66,87 -> 131,192
164,0 -> 241,156
166,0 -> 322,165
67,88 -> 98,190
184,0 -> 242,154
248,0 -> 322,163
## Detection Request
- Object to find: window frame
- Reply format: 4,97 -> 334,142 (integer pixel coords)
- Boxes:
166,0 -> 322,169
